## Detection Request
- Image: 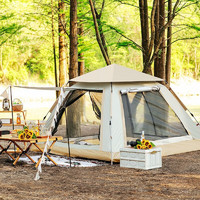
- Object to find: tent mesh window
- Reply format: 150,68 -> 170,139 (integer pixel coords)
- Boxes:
122,90 -> 188,140
56,90 -> 103,146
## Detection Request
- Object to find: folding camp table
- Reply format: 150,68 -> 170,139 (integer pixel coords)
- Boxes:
0,136 -> 63,167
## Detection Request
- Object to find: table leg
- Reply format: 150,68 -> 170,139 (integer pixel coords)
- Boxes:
48,140 -> 56,153
12,141 -> 35,166
33,142 -> 57,168
0,144 -> 4,152
35,157 -> 42,168
46,154 -> 57,165
0,142 -> 16,161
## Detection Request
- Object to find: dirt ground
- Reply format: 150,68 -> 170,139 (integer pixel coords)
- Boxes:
1,151 -> 200,200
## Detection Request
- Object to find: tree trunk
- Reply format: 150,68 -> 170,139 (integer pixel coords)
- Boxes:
139,0 -> 151,74
153,0 -> 166,82
89,0 -> 111,65
165,0 -> 172,86
78,21 -> 84,76
140,0 -> 158,75
154,0 -> 160,77
58,0 -> 67,126
51,0 -> 59,98
94,1 -> 108,57
78,50 -> 86,123
67,0 -> 81,138
139,0 -> 149,55
139,0 -> 179,78
78,21 -> 86,123
159,0 -> 166,80
69,0 -> 78,82
58,0 -> 67,88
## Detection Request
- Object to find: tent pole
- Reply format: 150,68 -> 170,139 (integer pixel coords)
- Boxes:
64,80 -> 70,87
64,108 -> 71,167
10,86 -> 14,130
10,85 -> 16,158
110,82 -> 113,165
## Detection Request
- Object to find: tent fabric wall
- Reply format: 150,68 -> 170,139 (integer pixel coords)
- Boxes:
41,65 -> 200,162
46,81 -> 200,161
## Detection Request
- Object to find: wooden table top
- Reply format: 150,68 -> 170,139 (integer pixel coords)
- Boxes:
0,135 -> 63,143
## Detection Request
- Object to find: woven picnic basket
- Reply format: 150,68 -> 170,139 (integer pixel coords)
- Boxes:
12,98 -> 23,111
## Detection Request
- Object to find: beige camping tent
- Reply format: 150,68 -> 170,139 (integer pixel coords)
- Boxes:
45,64 -> 200,161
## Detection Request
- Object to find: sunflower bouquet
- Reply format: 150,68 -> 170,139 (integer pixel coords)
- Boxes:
17,126 -> 39,140
136,139 -> 155,150
128,139 -> 155,150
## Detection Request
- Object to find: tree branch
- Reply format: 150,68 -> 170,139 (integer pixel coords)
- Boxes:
171,36 -> 200,45
114,0 -> 139,8
99,0 -> 105,18
148,0 -> 158,59
88,0 -> 111,65
149,0 -> 180,65
108,26 -> 143,51
0,27 -> 23,46
176,1 -> 199,13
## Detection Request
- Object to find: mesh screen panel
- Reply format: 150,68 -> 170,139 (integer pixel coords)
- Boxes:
67,91 -> 102,142
63,91 -> 103,141
89,92 -> 102,120
122,91 -> 188,140
52,90 -> 103,139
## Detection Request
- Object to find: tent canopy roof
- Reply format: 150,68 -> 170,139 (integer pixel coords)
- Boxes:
70,64 -> 163,83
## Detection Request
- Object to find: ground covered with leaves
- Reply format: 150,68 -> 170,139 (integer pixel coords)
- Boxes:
1,151 -> 200,200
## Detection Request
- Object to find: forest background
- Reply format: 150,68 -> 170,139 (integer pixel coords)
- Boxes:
0,0 -> 199,86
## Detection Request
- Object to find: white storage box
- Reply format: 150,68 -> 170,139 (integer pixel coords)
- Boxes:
120,147 -> 162,170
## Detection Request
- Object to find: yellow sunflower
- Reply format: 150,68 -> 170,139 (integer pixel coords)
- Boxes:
18,133 -> 25,140
141,139 -> 145,145
24,129 -> 29,134
145,140 -> 150,147
148,144 -> 153,149
142,145 -> 147,149
136,144 -> 142,149
25,133 -> 32,140
28,130 -> 33,137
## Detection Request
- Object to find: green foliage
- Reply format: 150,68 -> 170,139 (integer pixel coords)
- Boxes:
0,0 -> 55,84
0,0 -> 199,85
188,24 -> 200,32
116,41 -> 140,50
